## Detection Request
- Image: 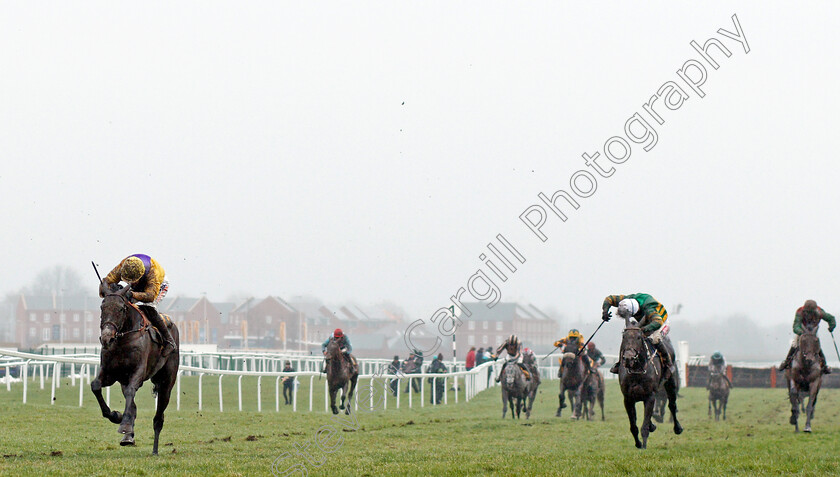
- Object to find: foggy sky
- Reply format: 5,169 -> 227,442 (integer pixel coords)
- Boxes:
2,3 -> 838,336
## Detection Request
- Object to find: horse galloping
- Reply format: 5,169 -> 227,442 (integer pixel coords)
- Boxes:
501,360 -> 531,419
557,342 -> 589,419
325,338 -> 358,415
708,371 -> 730,421
785,326 -> 823,433
581,365 -> 605,421
618,323 -> 682,449
90,284 -> 180,455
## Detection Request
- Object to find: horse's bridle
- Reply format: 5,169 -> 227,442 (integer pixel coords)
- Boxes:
101,293 -> 150,341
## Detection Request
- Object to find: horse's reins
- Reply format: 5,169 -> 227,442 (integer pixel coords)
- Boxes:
101,294 -> 151,340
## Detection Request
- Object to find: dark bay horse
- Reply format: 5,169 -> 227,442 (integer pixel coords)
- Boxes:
581,367 -> 605,421
618,324 -> 682,449
785,326 -> 823,433
90,285 -> 180,455
708,371 -> 730,421
501,361 -> 530,419
325,339 -> 358,415
557,343 -> 588,419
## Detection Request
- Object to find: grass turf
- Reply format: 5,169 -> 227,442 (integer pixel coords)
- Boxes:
1,374 -> 839,476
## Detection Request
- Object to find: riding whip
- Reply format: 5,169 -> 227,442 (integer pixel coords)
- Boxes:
576,319 -> 607,357
91,260 -> 103,283
541,345 -> 561,362
831,331 -> 840,363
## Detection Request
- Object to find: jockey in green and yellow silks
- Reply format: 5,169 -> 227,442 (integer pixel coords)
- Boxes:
602,293 -> 674,381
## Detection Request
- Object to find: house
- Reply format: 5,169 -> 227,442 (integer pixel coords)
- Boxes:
224,296 -> 302,349
14,294 -> 99,348
454,302 -> 559,353
159,296 -> 228,345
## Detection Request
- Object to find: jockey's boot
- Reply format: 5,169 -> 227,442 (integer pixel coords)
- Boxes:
517,363 -> 531,380
779,346 -> 796,370
146,307 -> 176,358
610,362 -> 620,374
819,349 -> 832,374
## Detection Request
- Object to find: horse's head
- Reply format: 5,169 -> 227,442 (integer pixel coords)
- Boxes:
99,284 -> 132,349
621,326 -> 646,371
798,326 -> 821,368
324,338 -> 344,363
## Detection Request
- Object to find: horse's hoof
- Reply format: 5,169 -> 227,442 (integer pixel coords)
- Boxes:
331,408 -> 339,415
120,433 -> 135,446
804,426 -> 811,433
345,408 -> 350,415
109,411 -> 122,424
648,423 -> 657,433
635,441 -> 643,449
674,424 -> 683,435
790,415 -> 797,425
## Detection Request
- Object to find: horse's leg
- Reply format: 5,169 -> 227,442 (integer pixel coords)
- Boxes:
90,369 -> 121,424
556,384 -> 566,417
722,394 -> 728,421
804,383 -> 820,433
788,383 -> 800,432
117,367 -> 145,440
329,386 -> 339,415
501,388 -> 508,418
572,386 -> 583,420
345,374 -> 358,415
624,396 -> 642,449
599,388 -> 605,421
151,361 -> 177,455
665,375 -> 683,435
151,378 -> 174,455
641,395 -> 656,449
708,393 -> 712,418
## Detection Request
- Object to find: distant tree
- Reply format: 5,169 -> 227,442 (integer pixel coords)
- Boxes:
24,265 -> 91,297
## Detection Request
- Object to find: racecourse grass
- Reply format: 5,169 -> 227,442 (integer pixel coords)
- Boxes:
1,374 -> 839,476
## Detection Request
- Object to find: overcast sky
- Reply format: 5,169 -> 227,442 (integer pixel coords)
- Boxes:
1,2 -> 837,332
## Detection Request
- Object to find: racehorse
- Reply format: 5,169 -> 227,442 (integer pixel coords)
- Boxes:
581,365 -> 605,421
324,338 -> 358,415
557,342 -> 588,419
90,284 -> 180,455
618,323 -> 682,449
501,361 -> 531,419
785,325 -> 823,433
708,370 -> 730,421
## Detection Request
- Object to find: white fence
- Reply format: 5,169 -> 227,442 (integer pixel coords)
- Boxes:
0,349 -> 511,413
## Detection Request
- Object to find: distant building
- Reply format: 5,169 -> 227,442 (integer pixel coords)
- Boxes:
454,302 -> 559,353
225,296 -> 302,349
159,296 -> 231,345
14,294 -> 99,348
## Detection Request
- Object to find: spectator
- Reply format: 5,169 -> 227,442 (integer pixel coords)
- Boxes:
466,347 -> 477,370
282,361 -> 295,405
429,353 -> 448,404
388,355 -> 401,397
475,347 -> 485,366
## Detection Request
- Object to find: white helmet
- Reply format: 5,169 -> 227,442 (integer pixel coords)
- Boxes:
617,298 -> 640,318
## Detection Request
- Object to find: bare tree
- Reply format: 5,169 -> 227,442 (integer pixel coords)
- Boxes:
25,265 -> 91,297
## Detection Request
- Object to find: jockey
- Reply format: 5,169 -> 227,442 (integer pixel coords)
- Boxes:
780,300 -> 835,374
494,334 -> 531,381
554,329 -> 593,377
322,328 -> 353,356
602,293 -> 674,381
586,342 -> 606,368
707,351 -> 731,388
99,254 -> 176,357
